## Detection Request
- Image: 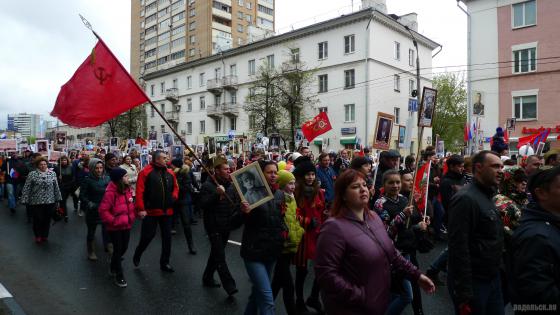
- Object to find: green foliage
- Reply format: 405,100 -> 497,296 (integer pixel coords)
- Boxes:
432,73 -> 467,153
104,106 -> 147,139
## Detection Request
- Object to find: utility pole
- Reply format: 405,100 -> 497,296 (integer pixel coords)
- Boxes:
405,25 -> 421,153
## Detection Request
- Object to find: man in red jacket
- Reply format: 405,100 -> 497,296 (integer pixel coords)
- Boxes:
133,150 -> 179,272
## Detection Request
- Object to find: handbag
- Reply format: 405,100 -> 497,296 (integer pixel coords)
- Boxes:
52,205 -> 64,223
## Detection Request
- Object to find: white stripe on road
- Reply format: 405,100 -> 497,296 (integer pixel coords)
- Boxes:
227,240 -> 242,246
0,283 -> 13,299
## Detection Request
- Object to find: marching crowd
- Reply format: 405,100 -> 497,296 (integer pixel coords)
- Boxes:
1,142 -> 559,315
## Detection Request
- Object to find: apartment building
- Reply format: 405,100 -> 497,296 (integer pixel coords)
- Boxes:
6,113 -> 42,138
463,0 -> 560,151
143,5 -> 439,154
131,0 -> 276,81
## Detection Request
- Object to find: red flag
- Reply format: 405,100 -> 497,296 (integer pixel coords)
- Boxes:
504,128 -> 509,143
463,123 -> 469,142
413,160 -> 431,214
301,112 -> 332,142
516,132 -> 539,149
135,137 -> 148,147
51,39 -> 149,127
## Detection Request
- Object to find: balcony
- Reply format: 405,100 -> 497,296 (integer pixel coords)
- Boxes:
212,7 -> 232,21
223,102 -> 241,117
206,78 -> 223,95
206,104 -> 223,118
165,88 -> 179,103
281,61 -> 302,73
165,111 -> 179,122
222,75 -> 238,90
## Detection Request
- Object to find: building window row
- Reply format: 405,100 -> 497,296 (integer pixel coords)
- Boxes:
512,0 -> 536,28
258,4 -> 273,15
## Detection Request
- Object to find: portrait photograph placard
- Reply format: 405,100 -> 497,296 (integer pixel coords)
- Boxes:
140,153 -> 149,169
148,130 -> 158,141
162,133 -> 173,148
231,162 -> 274,210
398,125 -> 406,148
418,87 -> 438,127
36,140 -> 49,156
172,145 -> 184,159
373,112 -> 395,150
109,137 -> 119,149
55,131 -> 67,150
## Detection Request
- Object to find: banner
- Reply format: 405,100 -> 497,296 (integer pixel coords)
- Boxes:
413,160 -> 431,214
301,112 -> 332,142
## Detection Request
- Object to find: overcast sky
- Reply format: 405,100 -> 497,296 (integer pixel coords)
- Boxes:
0,0 -> 466,128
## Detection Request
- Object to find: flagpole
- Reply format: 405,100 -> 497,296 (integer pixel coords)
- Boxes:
406,124 -> 426,228
79,16 -> 233,204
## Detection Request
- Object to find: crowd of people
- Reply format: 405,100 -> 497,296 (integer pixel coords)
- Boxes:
1,142 -> 559,315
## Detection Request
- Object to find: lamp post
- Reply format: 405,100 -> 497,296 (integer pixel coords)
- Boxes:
457,0 -> 472,153
404,25 -> 421,153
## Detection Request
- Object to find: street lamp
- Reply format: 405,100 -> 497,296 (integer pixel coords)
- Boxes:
404,25 -> 421,152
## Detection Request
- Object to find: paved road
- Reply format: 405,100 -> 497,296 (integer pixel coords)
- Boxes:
0,202 -> 510,315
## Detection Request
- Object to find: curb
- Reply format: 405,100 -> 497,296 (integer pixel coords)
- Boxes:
0,283 -> 26,315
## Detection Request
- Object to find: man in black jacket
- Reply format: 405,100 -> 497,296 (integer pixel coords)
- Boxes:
448,150 -> 505,315
199,157 -> 238,296
509,166 -> 560,311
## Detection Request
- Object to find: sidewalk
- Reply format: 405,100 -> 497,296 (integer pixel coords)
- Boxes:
0,283 -> 26,315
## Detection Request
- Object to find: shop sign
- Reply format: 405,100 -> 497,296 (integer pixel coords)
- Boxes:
522,125 -> 560,134
341,127 -> 356,135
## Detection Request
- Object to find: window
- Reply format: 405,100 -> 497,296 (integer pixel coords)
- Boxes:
344,35 -> 355,54
249,115 -> 256,129
157,55 -> 169,65
409,49 -> 415,66
214,67 -> 221,79
161,124 -> 165,133
158,43 -> 170,54
238,0 -> 244,5
145,36 -> 158,47
344,104 -> 355,122
200,96 -> 206,109
409,79 -> 415,96
248,59 -> 256,75
188,0 -> 195,5
267,54 -> 275,69
258,4 -> 274,15
158,31 -> 170,41
394,41 -> 400,60
189,48 -> 196,56
172,78 -> 178,89
150,106 -> 155,117
344,69 -> 355,89
159,19 -> 170,29
258,17 -> 273,29
237,24 -> 244,33
230,117 -> 237,131
199,72 -> 205,86
513,0 -> 536,28
318,41 -> 328,59
186,122 -> 192,134
171,37 -> 185,49
319,107 -> 328,113
215,95 -> 221,106
160,82 -> 166,94
230,91 -> 237,104
394,75 -> 400,92
199,120 -> 205,134
186,76 -> 192,89
394,107 -> 400,124
145,61 -> 157,70
171,50 -> 185,60
246,2 -> 252,9
513,95 -> 537,120
171,25 -> 185,36
513,47 -> 536,73
214,118 -> 222,133
172,12 -> 185,23
246,15 -> 252,23
230,64 -> 237,75
249,87 -> 256,99
189,21 -> 196,31
291,48 -> 300,63
150,84 -> 155,96
318,74 -> 328,93
187,98 -> 192,111
189,8 -> 195,17
145,25 -> 157,35
145,13 -> 157,24
171,0 -> 184,10
160,103 -> 166,113
158,7 -> 169,18
189,35 -> 196,44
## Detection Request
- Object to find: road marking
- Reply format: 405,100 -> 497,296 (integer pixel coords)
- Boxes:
0,283 -> 13,299
227,240 -> 242,246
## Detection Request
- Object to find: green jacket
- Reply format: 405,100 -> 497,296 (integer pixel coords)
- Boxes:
283,193 -> 304,254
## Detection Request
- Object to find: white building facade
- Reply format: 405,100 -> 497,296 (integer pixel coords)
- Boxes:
144,7 -> 439,155
7,113 -> 42,138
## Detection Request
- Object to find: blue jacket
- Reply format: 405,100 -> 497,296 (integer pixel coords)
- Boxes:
316,165 -> 335,203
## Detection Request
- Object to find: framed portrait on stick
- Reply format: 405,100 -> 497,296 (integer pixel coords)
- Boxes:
55,131 -> 67,150
372,112 -> 395,150
36,140 -> 49,156
231,162 -> 274,210
418,87 -> 438,127
398,125 -> 406,148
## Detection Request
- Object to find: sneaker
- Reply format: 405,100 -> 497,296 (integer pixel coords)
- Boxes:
114,275 -> 127,288
77,210 -> 84,217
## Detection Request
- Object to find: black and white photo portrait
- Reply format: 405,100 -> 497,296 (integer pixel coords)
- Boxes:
231,162 -> 273,210
473,92 -> 485,116
162,133 -> 173,148
373,112 -> 394,150
419,87 -> 438,127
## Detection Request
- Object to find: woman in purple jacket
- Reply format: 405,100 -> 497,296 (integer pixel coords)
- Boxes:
315,169 -> 435,314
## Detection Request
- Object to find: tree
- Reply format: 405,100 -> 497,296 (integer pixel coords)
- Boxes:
103,106 -> 146,139
432,72 -> 467,153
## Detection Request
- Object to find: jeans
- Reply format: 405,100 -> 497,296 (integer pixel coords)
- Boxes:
203,231 -> 236,294
244,259 -> 276,315
6,183 -> 16,209
87,222 -> 111,248
430,247 -> 449,274
271,253 -> 296,315
134,215 -> 172,266
109,230 -> 130,276
387,254 -> 414,315
30,204 -> 55,238
448,273 -> 504,315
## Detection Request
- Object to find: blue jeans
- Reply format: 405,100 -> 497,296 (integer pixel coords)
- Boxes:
448,273 -> 504,315
430,247 -> 448,273
244,259 -> 276,315
387,254 -> 414,315
6,183 -> 16,209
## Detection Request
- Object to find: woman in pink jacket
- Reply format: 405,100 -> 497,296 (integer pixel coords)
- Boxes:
98,168 -> 136,288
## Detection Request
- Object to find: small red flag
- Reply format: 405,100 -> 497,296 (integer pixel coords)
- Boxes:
516,132 -> 539,149
301,112 -> 332,142
135,137 -> 148,147
413,160 -> 431,214
51,39 -> 149,127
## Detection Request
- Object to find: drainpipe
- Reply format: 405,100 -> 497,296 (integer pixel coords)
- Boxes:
365,11 -> 373,150
457,0 -> 472,153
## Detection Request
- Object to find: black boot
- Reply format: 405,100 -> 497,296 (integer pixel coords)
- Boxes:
295,267 -> 309,313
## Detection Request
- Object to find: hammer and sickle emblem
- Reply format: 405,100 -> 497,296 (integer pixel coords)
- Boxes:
94,67 -> 111,85
313,119 -> 327,131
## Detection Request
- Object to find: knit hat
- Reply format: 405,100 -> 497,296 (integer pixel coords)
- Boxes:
171,158 -> 183,168
277,170 -> 295,188
293,157 -> 316,179
109,167 -> 127,182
